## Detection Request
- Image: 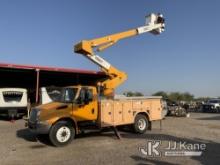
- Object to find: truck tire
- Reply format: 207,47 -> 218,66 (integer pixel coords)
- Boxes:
49,121 -> 75,147
133,114 -> 149,134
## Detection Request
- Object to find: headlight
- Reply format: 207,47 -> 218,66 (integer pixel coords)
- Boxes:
29,108 -> 41,122
37,109 -> 41,117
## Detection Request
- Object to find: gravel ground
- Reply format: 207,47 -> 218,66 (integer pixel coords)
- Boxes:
0,112 -> 220,165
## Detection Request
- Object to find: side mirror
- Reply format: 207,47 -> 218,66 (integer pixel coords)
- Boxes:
76,93 -> 85,105
76,97 -> 83,105
76,88 -> 93,105
84,95 -> 92,105
84,99 -> 89,105
84,90 -> 93,104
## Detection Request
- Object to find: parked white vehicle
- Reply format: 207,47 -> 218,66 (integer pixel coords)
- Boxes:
203,99 -> 220,112
0,88 -> 28,117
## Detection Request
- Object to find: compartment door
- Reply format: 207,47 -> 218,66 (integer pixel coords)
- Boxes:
113,101 -> 123,125
122,101 -> 133,124
150,99 -> 162,120
101,101 -> 114,127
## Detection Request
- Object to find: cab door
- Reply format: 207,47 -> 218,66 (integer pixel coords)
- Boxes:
72,87 -> 98,121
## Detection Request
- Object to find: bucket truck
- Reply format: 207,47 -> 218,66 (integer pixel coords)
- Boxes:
27,13 -> 165,147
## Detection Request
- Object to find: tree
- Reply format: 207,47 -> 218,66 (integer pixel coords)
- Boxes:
151,92 -> 194,102
123,91 -> 144,97
152,91 -> 168,99
168,92 -> 183,102
182,92 -> 194,102
134,92 -> 144,96
195,97 -> 210,102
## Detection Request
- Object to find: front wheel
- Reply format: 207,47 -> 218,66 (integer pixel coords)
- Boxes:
49,121 -> 75,147
133,114 -> 149,134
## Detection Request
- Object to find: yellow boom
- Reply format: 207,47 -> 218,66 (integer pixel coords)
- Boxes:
74,13 -> 165,96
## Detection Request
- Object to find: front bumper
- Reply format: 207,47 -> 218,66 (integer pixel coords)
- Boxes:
27,121 -> 51,134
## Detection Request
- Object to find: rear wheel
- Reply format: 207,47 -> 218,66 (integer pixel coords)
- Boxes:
49,121 -> 75,147
133,114 -> 149,134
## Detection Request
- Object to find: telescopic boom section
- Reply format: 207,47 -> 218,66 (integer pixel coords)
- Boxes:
74,13 -> 165,96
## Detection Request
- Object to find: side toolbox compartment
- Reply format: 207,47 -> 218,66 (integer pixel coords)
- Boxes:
99,100 -> 134,127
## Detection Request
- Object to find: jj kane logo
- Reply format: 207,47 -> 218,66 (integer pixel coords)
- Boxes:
139,140 -> 206,157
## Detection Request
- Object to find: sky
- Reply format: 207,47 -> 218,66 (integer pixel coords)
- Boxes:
0,0 -> 220,97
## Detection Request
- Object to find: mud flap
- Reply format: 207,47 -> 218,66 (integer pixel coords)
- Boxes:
148,121 -> 152,130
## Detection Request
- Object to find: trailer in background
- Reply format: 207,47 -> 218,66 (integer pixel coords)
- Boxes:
0,88 -> 28,118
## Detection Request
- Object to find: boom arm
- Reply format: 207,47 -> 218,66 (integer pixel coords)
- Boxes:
74,13 -> 165,96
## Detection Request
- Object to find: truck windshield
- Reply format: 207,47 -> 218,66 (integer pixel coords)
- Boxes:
58,88 -> 78,103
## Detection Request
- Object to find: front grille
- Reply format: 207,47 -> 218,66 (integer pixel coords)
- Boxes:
29,108 -> 39,123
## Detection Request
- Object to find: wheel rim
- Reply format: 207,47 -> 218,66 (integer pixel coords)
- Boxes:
137,119 -> 146,131
56,126 -> 71,143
